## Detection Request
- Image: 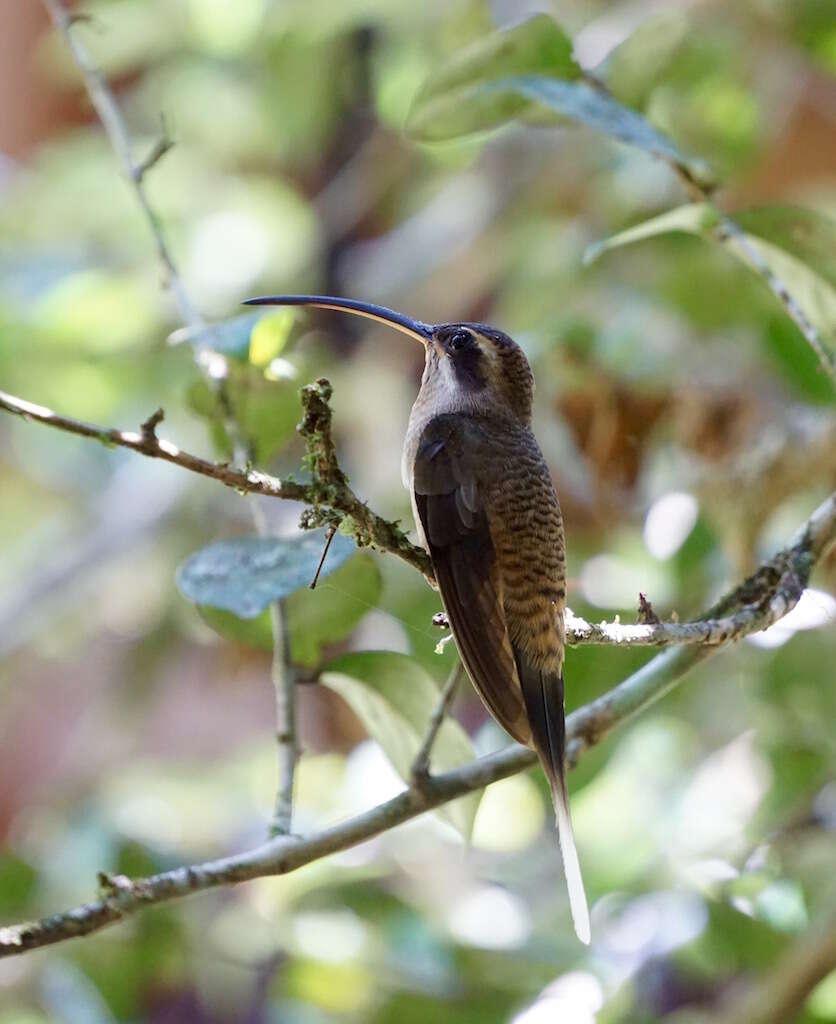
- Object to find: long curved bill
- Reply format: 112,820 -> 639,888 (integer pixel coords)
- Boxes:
243,294 -> 433,345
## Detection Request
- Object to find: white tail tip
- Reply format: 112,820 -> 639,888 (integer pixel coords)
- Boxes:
554,794 -> 591,944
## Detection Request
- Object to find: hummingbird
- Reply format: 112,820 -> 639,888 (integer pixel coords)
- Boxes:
244,294 -> 590,943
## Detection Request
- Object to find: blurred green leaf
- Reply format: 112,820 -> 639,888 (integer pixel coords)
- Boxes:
407,15 -> 714,185
764,316 -> 835,403
0,852 -> 37,915
321,652 -> 481,837
735,206 -> 836,290
177,530 -> 356,618
584,202 -> 721,264
232,374 -> 301,462
587,203 -> 836,352
602,12 -> 689,109
287,554 -> 382,667
249,310 -> 295,367
406,15 -> 580,141
502,77 -> 713,186
197,604 -> 272,649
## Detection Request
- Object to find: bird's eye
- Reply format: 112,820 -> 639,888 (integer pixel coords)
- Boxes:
448,329 -> 472,352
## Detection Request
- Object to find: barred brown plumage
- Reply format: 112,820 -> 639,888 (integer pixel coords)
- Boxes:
243,293 -> 591,943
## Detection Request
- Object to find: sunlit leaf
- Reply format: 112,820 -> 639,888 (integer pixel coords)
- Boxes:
585,203 -> 836,349
177,530 -> 356,618
406,15 -> 580,141
249,310 -> 295,367
320,652 -> 481,838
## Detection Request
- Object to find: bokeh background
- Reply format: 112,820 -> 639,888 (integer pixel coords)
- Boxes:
2,1 -> 836,1021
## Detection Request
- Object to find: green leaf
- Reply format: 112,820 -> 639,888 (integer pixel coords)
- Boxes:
287,554 -> 382,667
320,652 -> 481,838
505,76 -> 714,186
585,203 -> 836,349
0,852 -> 37,914
406,14 -> 580,141
601,11 -> 689,108
406,15 -> 713,186
249,310 -> 295,367
197,605 -> 273,650
232,375 -> 301,463
583,201 -> 720,265
196,554 -> 381,660
177,530 -> 356,618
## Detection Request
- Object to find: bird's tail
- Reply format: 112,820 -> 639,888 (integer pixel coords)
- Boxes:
551,769 -> 591,945
514,654 -> 591,944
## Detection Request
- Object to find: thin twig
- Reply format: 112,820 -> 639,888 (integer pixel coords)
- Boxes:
309,526 -> 337,589
1,490 -> 833,957
41,0 -> 203,334
411,662 -> 464,782
133,116 -> 174,182
249,500 -> 299,839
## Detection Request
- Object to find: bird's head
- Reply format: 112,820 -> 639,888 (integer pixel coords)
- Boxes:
243,295 -> 535,424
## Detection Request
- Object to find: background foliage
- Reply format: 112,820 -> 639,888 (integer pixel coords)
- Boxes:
1,0 -> 835,1021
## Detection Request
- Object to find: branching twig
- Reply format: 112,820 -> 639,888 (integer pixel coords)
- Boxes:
411,662 -> 464,783
41,0 -> 202,334
0,386 -> 431,578
1,490 -> 833,958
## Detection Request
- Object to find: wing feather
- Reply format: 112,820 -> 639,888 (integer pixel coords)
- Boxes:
412,417 -> 530,746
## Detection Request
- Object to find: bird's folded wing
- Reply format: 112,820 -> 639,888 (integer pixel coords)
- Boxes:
412,416 -> 530,747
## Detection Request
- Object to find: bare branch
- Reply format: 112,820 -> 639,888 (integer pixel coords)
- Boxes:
267,599 -> 297,836
2,490 -> 832,958
0,388 -> 304,499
